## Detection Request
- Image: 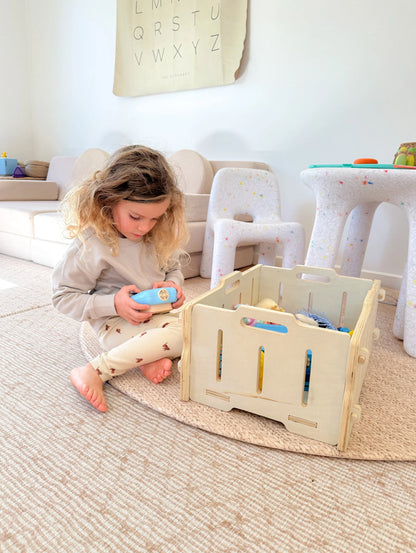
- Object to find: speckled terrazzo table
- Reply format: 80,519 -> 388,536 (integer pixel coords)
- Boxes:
301,166 -> 416,357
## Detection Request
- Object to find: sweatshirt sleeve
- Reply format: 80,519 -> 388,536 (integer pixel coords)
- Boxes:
51,240 -> 118,323
165,255 -> 185,288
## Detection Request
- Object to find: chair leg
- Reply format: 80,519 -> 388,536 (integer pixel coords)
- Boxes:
393,260 -> 406,341
280,226 -> 305,268
339,202 -> 379,277
210,235 -> 238,288
200,227 -> 215,278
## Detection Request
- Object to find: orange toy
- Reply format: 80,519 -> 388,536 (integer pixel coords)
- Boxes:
353,158 -> 378,164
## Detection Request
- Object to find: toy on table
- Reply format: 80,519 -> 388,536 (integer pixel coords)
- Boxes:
393,142 -> 416,166
353,158 -> 378,164
131,287 -> 177,313
394,147 -> 408,165
309,153 -> 416,169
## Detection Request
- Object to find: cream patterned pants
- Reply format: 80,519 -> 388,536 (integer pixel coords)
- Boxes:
89,312 -> 182,382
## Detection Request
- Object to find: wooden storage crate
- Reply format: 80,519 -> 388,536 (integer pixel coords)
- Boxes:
180,265 -> 382,450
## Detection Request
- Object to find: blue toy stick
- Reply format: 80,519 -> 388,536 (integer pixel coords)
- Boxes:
131,287 -> 177,313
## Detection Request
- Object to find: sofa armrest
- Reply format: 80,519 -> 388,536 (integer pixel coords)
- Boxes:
184,193 -> 210,222
0,179 -> 59,201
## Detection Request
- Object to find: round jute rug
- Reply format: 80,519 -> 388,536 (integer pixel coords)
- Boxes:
80,289 -> 416,461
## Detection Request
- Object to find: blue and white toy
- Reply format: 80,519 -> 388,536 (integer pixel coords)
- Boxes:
131,287 -> 177,313
0,153 -> 18,176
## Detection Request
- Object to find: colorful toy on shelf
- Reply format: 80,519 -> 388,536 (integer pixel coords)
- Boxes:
13,165 -> 25,178
131,286 -> 177,313
0,152 -> 18,176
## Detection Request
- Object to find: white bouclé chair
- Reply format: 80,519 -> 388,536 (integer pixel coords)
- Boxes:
200,167 -> 305,288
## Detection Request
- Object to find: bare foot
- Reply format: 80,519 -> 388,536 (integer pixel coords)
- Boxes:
140,358 -> 172,384
70,363 -> 107,412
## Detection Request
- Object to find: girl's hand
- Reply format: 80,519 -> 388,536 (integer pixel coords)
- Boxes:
152,281 -> 185,309
114,285 -> 153,325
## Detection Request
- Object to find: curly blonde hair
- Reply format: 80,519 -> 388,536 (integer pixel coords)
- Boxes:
62,145 -> 189,270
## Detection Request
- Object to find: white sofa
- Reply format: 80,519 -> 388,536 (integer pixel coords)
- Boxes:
0,148 -> 269,278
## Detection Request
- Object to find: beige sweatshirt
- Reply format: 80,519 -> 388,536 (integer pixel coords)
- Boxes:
51,229 -> 184,332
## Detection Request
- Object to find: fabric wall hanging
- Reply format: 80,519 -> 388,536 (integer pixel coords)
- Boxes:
113,0 -> 248,97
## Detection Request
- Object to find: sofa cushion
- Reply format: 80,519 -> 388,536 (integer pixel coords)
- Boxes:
0,231 -> 32,261
31,239 -> 69,267
0,201 -> 61,237
0,179 -> 58,201
33,211 -> 70,243
184,193 -> 210,222
70,148 -> 110,189
210,160 -> 270,173
168,150 -> 214,194
185,221 -> 206,254
46,156 -> 77,200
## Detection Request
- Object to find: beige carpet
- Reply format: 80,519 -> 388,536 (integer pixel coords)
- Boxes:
1,254 -> 416,553
81,276 -> 416,461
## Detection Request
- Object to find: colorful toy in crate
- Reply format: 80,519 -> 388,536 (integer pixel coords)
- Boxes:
131,286 -> 177,313
234,299 -> 344,397
237,297 -> 287,333
0,152 -> 18,176
297,310 -> 337,330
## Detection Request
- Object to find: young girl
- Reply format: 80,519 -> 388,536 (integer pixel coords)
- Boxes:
52,145 -> 189,412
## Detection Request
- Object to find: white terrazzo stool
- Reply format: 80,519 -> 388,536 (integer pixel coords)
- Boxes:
201,167 -> 305,288
301,166 -> 416,357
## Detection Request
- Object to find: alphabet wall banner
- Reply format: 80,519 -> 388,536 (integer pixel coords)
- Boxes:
113,0 -> 248,97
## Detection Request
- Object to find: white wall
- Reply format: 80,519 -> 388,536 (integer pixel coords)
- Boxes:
7,0 -> 416,285
0,0 -> 32,160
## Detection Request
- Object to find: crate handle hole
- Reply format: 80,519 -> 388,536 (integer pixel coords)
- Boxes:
339,291 -> 348,327
302,349 -> 312,405
216,329 -> 223,381
257,346 -> 264,393
225,280 -> 240,294
241,318 -> 288,334
297,271 -> 331,284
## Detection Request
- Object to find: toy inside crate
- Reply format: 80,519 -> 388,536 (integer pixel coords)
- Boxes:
180,265 -> 382,450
